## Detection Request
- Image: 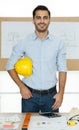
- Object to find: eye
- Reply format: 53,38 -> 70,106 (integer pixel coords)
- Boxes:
43,16 -> 49,20
35,16 -> 49,20
35,16 -> 41,20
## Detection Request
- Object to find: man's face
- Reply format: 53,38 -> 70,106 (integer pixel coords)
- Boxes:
33,10 -> 50,33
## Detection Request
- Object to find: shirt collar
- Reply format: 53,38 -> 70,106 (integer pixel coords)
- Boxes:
31,32 -> 38,40
31,32 -> 53,40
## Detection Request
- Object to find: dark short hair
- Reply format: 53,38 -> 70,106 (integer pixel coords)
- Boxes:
33,5 -> 51,18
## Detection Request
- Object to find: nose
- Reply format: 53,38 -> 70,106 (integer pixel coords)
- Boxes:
40,17 -> 44,23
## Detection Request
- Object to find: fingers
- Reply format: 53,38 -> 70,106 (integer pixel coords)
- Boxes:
20,87 -> 33,99
25,90 -> 33,99
52,93 -> 63,110
23,90 -> 32,99
52,100 -> 60,110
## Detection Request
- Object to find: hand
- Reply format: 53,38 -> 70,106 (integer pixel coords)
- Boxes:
20,84 -> 32,99
52,92 -> 63,110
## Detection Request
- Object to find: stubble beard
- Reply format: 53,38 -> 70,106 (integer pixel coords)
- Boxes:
36,26 -> 48,33
35,23 -> 49,33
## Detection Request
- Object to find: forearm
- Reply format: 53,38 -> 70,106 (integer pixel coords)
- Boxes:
58,72 -> 67,95
8,69 -> 32,99
7,69 -> 24,89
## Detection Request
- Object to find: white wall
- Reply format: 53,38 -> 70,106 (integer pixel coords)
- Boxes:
0,0 -> 79,17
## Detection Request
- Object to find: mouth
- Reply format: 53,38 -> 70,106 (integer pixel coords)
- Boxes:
38,23 -> 46,28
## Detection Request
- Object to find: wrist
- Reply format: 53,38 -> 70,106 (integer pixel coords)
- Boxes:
58,90 -> 64,95
18,81 -> 25,89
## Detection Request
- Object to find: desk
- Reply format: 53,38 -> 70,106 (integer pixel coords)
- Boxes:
0,113 -> 79,130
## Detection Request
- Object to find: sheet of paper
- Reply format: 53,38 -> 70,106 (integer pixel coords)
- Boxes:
0,114 -> 20,130
0,114 -> 20,123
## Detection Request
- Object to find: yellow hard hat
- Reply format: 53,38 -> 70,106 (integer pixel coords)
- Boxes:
14,57 -> 32,77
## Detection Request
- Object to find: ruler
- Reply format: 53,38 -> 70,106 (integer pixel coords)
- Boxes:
22,113 -> 32,130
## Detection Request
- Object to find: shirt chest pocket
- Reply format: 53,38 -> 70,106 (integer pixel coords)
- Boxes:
42,46 -> 58,62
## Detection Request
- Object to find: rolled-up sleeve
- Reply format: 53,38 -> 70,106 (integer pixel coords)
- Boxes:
56,40 -> 67,72
6,41 -> 24,70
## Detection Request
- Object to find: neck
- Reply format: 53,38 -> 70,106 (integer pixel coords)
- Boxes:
35,30 -> 48,40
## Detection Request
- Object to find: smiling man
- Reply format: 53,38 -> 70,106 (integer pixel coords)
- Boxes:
6,5 -> 67,112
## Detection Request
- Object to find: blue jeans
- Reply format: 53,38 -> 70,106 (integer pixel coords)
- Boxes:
22,89 -> 59,113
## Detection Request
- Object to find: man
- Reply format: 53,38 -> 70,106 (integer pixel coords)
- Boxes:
6,5 -> 67,112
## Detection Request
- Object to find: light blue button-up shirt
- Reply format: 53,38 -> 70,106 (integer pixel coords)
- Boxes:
6,32 -> 67,90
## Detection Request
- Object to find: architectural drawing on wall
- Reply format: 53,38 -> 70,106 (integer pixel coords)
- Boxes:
1,21 -> 79,59
1,22 -> 34,58
49,22 -> 79,59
